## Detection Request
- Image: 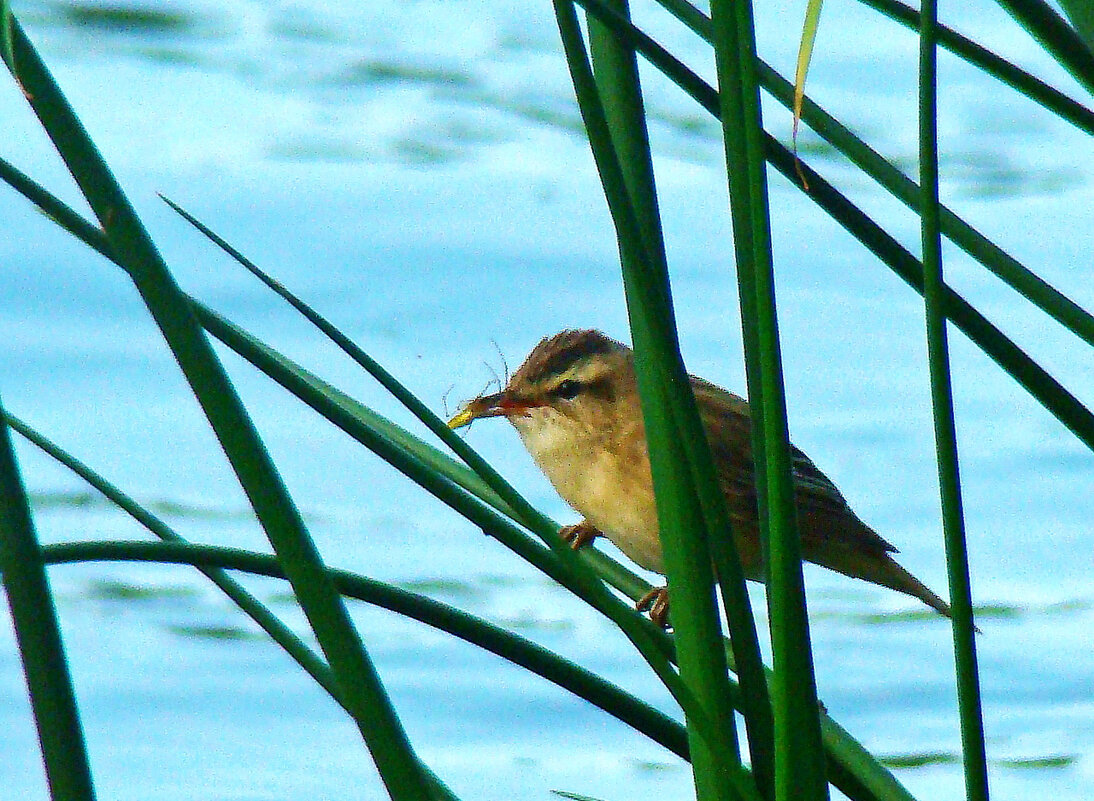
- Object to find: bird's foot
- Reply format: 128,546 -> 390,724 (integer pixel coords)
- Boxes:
559,520 -> 600,550
636,586 -> 671,629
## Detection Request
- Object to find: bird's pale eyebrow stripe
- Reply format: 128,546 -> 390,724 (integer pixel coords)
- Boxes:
526,332 -> 619,383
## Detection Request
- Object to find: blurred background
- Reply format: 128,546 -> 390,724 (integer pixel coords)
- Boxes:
1,0 -> 1092,798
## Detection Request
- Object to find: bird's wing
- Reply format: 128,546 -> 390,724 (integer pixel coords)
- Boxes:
789,444 -> 897,554
690,378 -> 757,502
691,376 -> 897,555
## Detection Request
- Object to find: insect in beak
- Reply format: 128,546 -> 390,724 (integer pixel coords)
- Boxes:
447,392 -> 536,429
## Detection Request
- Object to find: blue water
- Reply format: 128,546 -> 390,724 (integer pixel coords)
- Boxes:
2,0 -> 1092,798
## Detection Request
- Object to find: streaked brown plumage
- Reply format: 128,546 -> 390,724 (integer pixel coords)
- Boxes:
449,329 -> 951,625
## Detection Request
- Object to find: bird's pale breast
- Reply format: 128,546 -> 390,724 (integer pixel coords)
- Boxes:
511,409 -> 664,572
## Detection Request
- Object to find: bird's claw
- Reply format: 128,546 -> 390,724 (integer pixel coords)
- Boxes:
636,586 -> 671,628
559,520 -> 600,550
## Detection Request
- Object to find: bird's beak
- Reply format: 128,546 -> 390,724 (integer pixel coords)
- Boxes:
447,391 -> 535,429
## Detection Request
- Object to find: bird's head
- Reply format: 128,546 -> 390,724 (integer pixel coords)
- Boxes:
447,330 -> 638,452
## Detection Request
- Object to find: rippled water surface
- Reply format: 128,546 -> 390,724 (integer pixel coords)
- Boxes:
2,0 -> 1093,799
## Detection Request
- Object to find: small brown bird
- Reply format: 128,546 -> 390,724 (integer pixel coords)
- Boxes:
448,329 -> 951,626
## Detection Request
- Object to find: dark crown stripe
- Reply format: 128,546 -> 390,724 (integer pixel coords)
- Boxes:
520,329 -> 624,384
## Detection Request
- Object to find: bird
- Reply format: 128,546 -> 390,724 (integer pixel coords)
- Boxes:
447,329 -> 952,627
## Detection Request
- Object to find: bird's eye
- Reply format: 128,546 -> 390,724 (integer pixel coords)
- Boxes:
554,379 -> 582,400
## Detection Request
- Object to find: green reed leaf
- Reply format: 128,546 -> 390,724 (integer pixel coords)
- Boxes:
0,400 -> 96,801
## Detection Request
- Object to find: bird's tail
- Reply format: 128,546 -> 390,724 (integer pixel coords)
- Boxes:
816,546 -> 953,619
